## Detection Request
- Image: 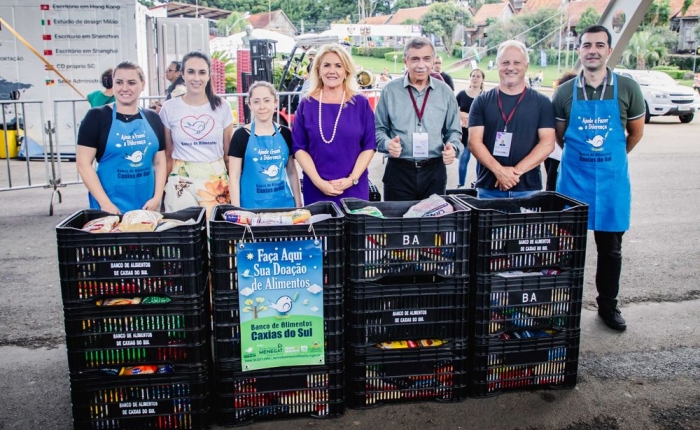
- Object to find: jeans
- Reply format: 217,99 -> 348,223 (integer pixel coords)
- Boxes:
594,231 -> 624,309
477,188 -> 540,199
458,149 -> 470,187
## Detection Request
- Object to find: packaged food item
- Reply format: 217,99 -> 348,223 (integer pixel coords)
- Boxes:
224,209 -> 312,226
82,216 -> 120,233
96,297 -> 142,306
376,339 -> 445,349
349,206 -> 385,218
95,296 -> 172,306
101,364 -> 175,376
155,218 -> 196,232
403,194 -> 454,218
223,210 -> 256,224
120,210 -> 163,232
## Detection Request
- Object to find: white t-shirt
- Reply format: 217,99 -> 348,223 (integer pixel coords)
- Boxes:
159,96 -> 234,162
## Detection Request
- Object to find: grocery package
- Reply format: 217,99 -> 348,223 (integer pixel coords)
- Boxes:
223,209 -> 312,226
403,194 -> 454,218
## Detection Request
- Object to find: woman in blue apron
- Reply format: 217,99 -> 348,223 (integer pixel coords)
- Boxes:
77,61 -> 167,214
228,81 -> 302,209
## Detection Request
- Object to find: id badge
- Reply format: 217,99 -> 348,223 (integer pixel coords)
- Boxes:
412,132 -> 430,159
493,132 -> 513,157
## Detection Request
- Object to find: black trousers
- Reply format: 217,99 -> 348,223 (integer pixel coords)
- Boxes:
544,158 -> 559,192
383,158 -> 447,201
594,231 -> 624,309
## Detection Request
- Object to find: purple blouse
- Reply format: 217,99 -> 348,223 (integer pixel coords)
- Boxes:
292,94 -> 376,206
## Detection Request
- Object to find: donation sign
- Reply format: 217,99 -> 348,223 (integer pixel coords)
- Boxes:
237,240 -> 324,371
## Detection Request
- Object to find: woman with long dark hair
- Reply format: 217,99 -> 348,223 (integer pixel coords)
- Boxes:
159,51 -> 234,216
455,68 -> 484,188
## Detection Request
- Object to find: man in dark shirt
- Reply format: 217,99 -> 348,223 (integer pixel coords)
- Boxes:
468,40 -> 555,198
432,56 -> 454,91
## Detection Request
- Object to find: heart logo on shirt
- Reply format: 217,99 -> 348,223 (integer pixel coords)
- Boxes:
180,114 -> 215,140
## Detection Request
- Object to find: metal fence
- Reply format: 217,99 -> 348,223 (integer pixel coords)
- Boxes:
0,88 -> 383,215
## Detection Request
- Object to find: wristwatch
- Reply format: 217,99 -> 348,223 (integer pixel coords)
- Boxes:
350,176 -> 358,186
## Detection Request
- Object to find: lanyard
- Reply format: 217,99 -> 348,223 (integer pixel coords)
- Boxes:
580,73 -> 608,101
408,86 -> 431,128
497,88 -> 527,133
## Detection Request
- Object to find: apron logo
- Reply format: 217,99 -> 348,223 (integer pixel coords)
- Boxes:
586,135 -> 605,151
260,163 -> 282,178
124,147 -> 147,167
181,114 -> 215,140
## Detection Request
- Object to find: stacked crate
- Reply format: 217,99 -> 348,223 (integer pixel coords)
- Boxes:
456,192 -> 588,397
56,207 -> 210,430
209,202 -> 345,425
341,197 -> 471,408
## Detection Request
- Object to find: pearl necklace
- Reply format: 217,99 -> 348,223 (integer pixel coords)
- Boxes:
318,89 -> 345,144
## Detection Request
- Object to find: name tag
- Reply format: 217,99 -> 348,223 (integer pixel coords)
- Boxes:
412,132 -> 430,159
493,132 -> 512,157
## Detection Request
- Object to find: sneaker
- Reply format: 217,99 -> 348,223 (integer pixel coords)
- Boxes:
598,306 -> 627,331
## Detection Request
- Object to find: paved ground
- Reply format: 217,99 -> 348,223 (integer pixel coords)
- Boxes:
0,101 -> 698,429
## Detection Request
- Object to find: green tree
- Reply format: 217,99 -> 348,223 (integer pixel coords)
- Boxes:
514,8 -> 559,48
484,19 -> 523,52
216,11 -> 249,37
642,0 -> 671,27
420,2 -> 472,54
682,0 -> 693,15
575,7 -> 601,34
621,31 -> 668,69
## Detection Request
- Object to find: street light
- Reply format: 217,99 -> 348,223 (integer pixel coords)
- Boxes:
226,11 -> 251,37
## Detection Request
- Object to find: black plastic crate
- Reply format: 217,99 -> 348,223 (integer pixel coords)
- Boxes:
212,293 -> 344,363
209,202 -> 344,295
347,340 -> 469,408
69,366 -> 210,429
215,360 -> 344,425
454,192 -> 588,274
471,331 -> 580,397
56,207 -> 207,304
341,197 -> 471,281
473,270 -> 583,341
63,297 -> 211,373
346,275 -> 468,344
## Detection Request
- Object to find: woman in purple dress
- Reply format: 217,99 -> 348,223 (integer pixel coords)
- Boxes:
292,43 -> 376,206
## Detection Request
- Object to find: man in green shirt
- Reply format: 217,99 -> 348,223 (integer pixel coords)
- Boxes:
552,25 -> 645,331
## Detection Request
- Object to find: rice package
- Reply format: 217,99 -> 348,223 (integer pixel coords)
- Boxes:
403,194 -> 454,218
81,216 -> 120,233
119,210 -> 163,232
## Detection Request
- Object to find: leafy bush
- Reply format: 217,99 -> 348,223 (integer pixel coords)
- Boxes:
352,47 -> 396,58
383,51 -> 403,61
652,65 -> 679,70
659,69 -> 688,79
665,55 -> 698,72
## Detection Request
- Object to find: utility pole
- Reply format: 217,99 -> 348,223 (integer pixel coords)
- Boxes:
557,0 -> 564,73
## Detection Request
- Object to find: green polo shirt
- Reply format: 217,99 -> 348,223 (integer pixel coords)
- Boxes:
552,67 -> 645,130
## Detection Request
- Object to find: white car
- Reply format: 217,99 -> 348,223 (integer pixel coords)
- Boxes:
614,69 -> 700,123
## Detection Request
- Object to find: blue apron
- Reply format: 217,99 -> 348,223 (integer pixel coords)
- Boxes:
89,106 -> 158,212
240,122 -> 294,209
556,75 -> 630,231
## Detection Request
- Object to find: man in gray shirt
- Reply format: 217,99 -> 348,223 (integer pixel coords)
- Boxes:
374,37 -> 462,201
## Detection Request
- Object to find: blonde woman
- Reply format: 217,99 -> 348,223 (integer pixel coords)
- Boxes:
291,43 -> 376,206
228,81 -> 302,208
159,51 -> 233,216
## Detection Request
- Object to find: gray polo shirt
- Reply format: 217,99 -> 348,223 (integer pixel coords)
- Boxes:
374,74 -> 462,159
